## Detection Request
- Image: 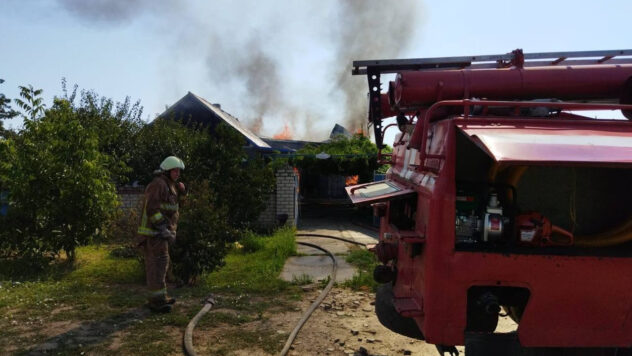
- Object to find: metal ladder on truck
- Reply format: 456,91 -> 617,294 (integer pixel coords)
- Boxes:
352,49 -> 632,148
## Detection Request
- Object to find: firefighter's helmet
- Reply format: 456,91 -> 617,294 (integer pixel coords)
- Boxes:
160,156 -> 185,171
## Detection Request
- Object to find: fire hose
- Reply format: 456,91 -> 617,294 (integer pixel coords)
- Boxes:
183,233 -> 368,356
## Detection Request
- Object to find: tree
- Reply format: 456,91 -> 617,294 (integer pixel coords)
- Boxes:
127,119 -> 207,185
14,84 -> 45,120
294,133 -> 388,182
187,123 -> 275,230
0,79 -> 18,137
0,98 -> 118,263
62,83 -> 144,185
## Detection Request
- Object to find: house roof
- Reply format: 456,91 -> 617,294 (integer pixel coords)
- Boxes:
261,138 -> 322,153
160,92 -> 271,149
330,123 -> 352,139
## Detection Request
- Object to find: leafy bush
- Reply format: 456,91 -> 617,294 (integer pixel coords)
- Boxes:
0,98 -> 118,263
169,180 -> 234,285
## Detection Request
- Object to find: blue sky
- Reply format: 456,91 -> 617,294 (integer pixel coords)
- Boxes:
2,0 -> 631,143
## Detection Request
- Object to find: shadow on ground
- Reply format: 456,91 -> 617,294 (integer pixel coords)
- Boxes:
23,307 -> 151,355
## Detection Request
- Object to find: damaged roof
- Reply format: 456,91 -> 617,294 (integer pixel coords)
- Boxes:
159,92 -> 271,149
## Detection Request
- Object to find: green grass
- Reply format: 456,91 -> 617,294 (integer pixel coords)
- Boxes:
201,226 -> 296,294
343,248 -> 379,291
0,227 -> 300,355
290,273 -> 314,286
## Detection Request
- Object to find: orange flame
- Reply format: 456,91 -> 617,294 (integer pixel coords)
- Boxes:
345,175 -> 359,186
273,123 -> 292,139
355,128 -> 365,136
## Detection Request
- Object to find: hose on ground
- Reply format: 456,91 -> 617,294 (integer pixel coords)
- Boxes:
183,233 -> 370,356
278,234 -> 369,355
183,295 -> 216,356
279,241 -> 337,356
296,233 -> 369,247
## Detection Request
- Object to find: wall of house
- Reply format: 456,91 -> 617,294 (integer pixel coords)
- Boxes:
275,166 -> 299,227
117,186 -> 144,211
256,166 -> 299,229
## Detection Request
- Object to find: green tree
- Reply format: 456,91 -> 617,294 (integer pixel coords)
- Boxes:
0,98 -> 118,263
127,119 -> 207,185
187,124 -> 275,230
14,84 -> 45,120
61,82 -> 144,185
0,79 -> 18,137
294,133 -> 388,182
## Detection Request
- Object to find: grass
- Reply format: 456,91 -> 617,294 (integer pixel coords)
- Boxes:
201,226 -> 296,295
291,273 -> 314,286
343,247 -> 379,291
0,226 -> 300,355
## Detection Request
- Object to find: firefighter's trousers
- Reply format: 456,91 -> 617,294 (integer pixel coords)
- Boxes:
142,236 -> 169,305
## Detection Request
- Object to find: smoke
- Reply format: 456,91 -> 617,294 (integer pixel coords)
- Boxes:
333,0 -> 419,132
55,0 -> 421,140
206,36 -> 283,135
56,0 -> 177,24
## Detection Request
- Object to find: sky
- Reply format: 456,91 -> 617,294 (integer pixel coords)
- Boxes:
1,0 -> 631,144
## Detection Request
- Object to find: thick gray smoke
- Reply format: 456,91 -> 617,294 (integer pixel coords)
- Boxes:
206,36 -> 283,136
334,0 -> 419,132
55,0 -> 420,140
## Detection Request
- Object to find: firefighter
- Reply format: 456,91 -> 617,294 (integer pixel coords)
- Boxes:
135,156 -> 186,313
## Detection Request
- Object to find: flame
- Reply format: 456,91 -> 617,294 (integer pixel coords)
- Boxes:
355,128 -> 365,136
345,175 -> 359,186
273,123 -> 292,139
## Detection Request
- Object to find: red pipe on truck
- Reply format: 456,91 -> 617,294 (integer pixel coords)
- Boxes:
390,64 -> 632,109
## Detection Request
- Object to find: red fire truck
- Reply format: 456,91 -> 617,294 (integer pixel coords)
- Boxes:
346,49 -> 632,355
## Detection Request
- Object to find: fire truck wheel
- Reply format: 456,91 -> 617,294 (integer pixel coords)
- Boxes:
375,283 -> 424,340
464,332 -> 524,356
466,333 -> 632,356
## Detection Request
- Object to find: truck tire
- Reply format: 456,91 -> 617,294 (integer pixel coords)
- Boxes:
465,333 -> 632,356
375,283 -> 424,340
465,332 -> 527,356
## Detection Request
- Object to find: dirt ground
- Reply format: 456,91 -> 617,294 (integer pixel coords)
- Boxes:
281,287 -> 447,356
190,285 -> 516,356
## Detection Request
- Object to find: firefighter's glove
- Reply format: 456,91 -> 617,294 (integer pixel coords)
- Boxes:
156,224 -> 176,244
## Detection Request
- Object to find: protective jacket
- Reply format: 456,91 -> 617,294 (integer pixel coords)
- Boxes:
135,174 -> 185,246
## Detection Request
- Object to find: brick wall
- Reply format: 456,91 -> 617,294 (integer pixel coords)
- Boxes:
117,186 -> 144,212
256,166 -> 299,229
275,166 -> 299,227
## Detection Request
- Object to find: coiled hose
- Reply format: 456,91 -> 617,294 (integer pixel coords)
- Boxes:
183,233 -> 368,356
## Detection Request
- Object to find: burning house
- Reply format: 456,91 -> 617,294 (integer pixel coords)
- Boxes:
157,92 -> 369,227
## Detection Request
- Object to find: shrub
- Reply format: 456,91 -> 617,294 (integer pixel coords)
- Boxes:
0,98 -> 118,263
168,180 -> 234,285
187,124 -> 275,230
